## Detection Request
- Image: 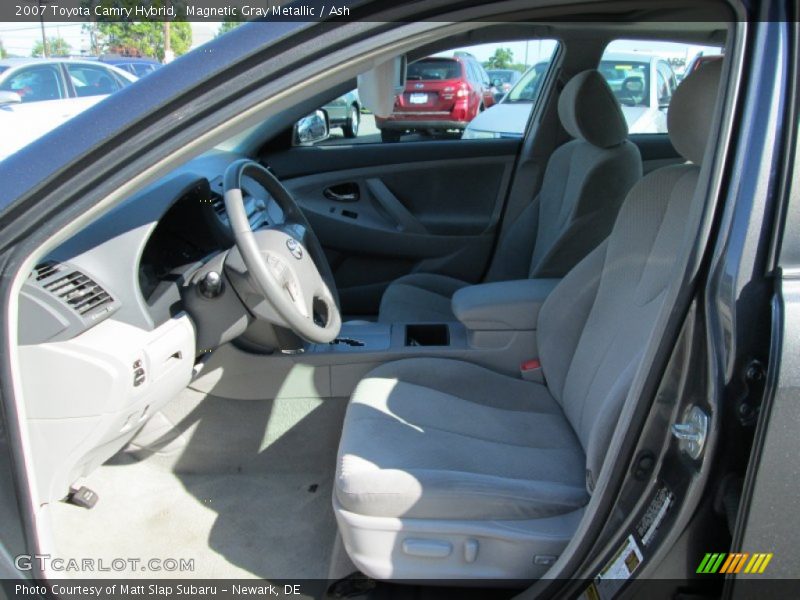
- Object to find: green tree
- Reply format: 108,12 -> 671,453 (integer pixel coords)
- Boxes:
0,38 -> 6,59
92,22 -> 191,61
483,48 -> 514,70
81,1 -> 192,61
32,37 -> 72,57
217,19 -> 243,37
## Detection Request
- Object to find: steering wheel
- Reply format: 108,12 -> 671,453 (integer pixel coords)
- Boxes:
223,159 -> 341,344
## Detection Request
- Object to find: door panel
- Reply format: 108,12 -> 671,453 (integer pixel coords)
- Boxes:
268,140 -> 519,314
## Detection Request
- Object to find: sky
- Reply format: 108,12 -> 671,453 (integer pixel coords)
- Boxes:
0,22 -> 720,66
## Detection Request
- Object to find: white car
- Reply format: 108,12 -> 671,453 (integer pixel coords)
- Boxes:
464,52 -> 679,139
0,58 -> 137,161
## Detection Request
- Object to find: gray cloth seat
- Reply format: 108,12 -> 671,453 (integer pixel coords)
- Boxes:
335,61 -> 723,579
378,69 -> 643,323
336,358 -> 588,520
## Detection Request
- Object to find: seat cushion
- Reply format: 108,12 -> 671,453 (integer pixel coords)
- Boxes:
335,358 -> 588,520
378,273 -> 469,322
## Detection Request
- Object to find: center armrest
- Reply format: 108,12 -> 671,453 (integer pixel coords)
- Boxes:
451,279 -> 561,331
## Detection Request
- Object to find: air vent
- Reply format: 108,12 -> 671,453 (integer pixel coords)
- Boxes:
211,194 -> 227,219
44,269 -> 114,316
31,260 -> 67,281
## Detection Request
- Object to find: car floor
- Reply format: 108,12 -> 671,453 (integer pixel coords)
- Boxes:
48,386 -> 352,579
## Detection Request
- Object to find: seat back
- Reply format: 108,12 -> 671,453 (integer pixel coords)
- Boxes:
487,70 -> 642,281
537,60 -> 723,489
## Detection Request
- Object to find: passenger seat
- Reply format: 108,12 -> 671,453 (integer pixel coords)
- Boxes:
378,69 -> 643,322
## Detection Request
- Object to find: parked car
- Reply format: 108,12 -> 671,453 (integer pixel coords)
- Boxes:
0,58 -> 137,161
375,53 -> 498,142
486,68 -> 522,93
464,52 -> 680,139
462,61 -> 549,139
599,52 -> 679,133
98,56 -> 162,78
322,90 -> 361,138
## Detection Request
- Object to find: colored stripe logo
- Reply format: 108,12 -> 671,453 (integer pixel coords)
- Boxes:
696,552 -> 773,574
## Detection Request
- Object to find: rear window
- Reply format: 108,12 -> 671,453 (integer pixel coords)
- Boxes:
131,64 -> 157,77
488,70 -> 516,83
407,58 -> 462,81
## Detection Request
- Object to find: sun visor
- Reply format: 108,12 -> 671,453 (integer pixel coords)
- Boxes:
357,56 -> 407,118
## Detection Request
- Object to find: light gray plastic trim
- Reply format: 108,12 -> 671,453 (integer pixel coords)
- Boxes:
18,315 -> 195,504
334,495 -> 584,581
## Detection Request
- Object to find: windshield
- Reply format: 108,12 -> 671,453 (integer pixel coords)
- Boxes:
598,60 -> 650,107
0,66 -> 8,75
407,58 -> 462,81
505,63 -> 548,103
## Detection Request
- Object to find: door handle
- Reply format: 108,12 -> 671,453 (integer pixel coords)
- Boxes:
324,183 -> 360,202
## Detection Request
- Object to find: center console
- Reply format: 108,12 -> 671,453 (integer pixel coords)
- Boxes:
191,278 -> 561,401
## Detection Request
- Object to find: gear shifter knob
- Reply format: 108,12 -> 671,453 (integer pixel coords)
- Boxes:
198,270 -> 223,298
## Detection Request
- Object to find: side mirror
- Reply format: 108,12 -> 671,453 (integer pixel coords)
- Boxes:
293,110 -> 329,146
0,91 -> 22,106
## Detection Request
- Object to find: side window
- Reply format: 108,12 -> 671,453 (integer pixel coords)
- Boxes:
601,40 -> 722,134
0,65 -> 65,103
315,39 -> 559,145
466,61 -> 479,84
66,64 -> 123,98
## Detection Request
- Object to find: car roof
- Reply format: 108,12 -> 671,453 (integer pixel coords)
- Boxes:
0,57 -> 107,68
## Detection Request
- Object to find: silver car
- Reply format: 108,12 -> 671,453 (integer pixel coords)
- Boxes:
0,58 -> 137,160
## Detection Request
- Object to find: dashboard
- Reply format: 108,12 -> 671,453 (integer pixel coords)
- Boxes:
18,151 -> 283,346
16,150 -> 272,505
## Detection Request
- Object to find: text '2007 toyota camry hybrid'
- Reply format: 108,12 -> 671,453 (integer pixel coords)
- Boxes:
0,1 -> 798,599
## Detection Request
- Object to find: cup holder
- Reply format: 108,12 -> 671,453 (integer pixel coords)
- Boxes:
405,324 -> 450,347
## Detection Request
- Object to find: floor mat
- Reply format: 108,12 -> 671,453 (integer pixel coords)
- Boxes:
48,392 -> 348,579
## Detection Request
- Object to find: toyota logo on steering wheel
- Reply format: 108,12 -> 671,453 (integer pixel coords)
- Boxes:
286,238 -> 304,260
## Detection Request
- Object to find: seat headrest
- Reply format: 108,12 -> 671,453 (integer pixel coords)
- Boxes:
667,59 -> 723,165
558,70 -> 628,149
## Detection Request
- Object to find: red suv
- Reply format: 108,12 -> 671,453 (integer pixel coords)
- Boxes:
375,54 -> 498,142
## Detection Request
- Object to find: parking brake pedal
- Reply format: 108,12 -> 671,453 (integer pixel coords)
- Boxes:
67,486 -> 99,509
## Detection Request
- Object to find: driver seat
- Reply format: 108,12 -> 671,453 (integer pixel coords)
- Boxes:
333,61 -> 723,580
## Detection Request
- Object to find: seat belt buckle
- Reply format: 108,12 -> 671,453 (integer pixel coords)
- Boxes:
520,359 -> 544,383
